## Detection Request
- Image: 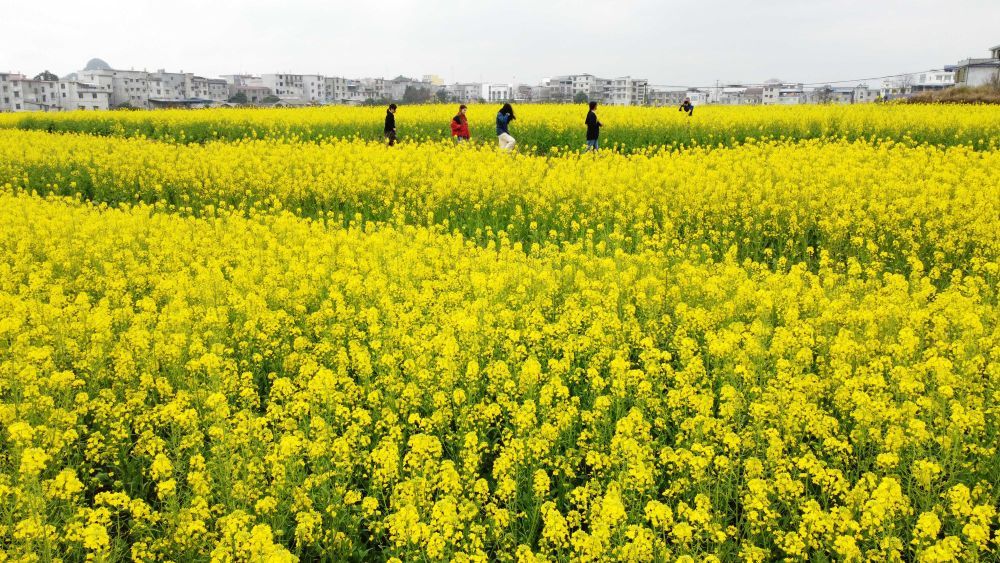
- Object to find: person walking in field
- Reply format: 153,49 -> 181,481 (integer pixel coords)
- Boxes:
451,104 -> 471,143
496,103 -> 516,150
585,101 -> 603,151
679,96 -> 694,116
384,103 -> 398,146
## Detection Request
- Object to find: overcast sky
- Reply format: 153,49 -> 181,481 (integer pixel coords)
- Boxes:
3,0 -> 999,86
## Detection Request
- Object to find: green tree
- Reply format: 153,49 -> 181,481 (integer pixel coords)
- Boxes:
261,95 -> 281,104
573,92 -> 589,104
402,86 -> 431,104
435,89 -> 450,103
228,92 -> 248,104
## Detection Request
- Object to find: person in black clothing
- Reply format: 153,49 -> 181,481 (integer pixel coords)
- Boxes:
384,103 -> 397,146
679,97 -> 694,116
585,101 -> 602,151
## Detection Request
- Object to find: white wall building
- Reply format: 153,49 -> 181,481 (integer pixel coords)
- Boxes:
446,82 -> 483,102
324,76 -> 349,103
481,83 -> 513,102
880,70 -> 954,99
261,74 -> 305,101
953,44 -> 1000,87
607,76 -> 648,106
0,72 -> 111,112
0,73 -> 25,111
59,81 -> 111,111
762,81 -> 805,105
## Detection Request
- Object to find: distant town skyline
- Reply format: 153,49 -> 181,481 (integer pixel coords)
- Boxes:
3,0 -> 999,87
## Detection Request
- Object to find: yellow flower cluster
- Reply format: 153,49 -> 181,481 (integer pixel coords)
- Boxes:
0,182 -> 997,560
4,103 -> 1000,150
1,130 -> 997,284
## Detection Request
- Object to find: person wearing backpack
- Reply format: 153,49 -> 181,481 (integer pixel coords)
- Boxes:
496,103 -> 516,150
451,104 -> 470,142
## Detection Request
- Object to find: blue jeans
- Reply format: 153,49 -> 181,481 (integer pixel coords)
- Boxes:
586,139 -> 599,151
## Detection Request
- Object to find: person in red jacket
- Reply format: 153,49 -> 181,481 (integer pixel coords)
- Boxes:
450,104 -> 470,142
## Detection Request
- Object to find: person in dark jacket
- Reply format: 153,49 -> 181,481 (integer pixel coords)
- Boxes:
679,97 -> 694,116
451,104 -> 470,142
384,103 -> 397,146
585,101 -> 603,151
496,103 -> 516,150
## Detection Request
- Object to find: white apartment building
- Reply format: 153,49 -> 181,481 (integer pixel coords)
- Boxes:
481,83 -> 513,102
954,44 -> 1000,87
261,74 -> 305,100
190,76 -> 228,101
301,74 -> 326,102
543,74 -> 611,102
149,71 -> 190,101
607,76 -> 648,106
58,81 -> 111,111
0,72 -> 111,112
880,70 -> 954,98
324,76 -> 349,103
358,78 -> 386,101
762,81 -> 805,105
446,82 -> 483,102
0,73 -> 25,111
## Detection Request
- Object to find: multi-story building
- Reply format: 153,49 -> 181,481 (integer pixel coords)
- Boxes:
607,76 -> 648,106
58,81 -> 111,111
358,77 -> 386,101
191,76 -> 228,101
762,80 -> 805,105
149,70 -> 190,101
446,82 -> 483,103
481,83 -> 513,102
301,74 -> 326,102
221,75 -> 273,103
0,72 -> 111,112
261,74 -> 305,100
0,73 -> 25,111
880,70 -> 954,99
324,76 -> 350,103
647,88 -> 689,106
953,44 -> 1000,87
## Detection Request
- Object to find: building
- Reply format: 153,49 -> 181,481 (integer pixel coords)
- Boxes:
762,80 -> 805,105
647,88 -> 701,106
422,74 -> 444,86
481,83 -> 513,102
323,76 -> 350,104
742,87 -> 764,105
445,82 -> 483,102
0,72 -> 110,112
880,70 -> 954,99
58,81 -> 111,111
357,78 -> 387,102
0,72 -> 25,111
190,76 -> 229,102
952,45 -> 1000,87
606,76 -> 648,106
261,74 -> 305,101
